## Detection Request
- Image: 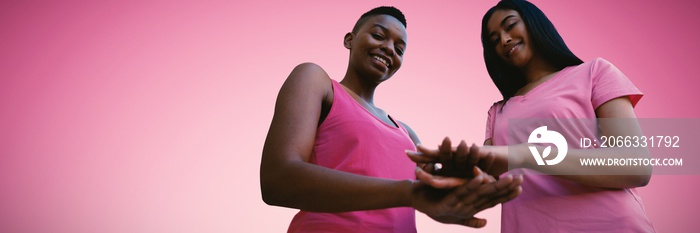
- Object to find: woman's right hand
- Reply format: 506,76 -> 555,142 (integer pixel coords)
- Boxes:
410,166 -> 523,228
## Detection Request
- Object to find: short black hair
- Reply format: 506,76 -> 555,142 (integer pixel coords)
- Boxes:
352,6 -> 407,33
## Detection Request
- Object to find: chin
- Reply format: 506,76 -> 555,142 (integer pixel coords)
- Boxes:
360,68 -> 386,81
507,57 -> 528,68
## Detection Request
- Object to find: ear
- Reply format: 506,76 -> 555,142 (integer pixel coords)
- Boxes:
343,32 -> 353,49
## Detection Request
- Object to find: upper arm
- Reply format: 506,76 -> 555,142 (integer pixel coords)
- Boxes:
595,97 -> 643,138
594,97 -> 650,187
262,63 -> 332,166
399,121 -> 421,146
595,96 -> 637,118
590,58 -> 644,142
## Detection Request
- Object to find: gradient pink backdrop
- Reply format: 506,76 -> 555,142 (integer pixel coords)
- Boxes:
1,1 -> 698,232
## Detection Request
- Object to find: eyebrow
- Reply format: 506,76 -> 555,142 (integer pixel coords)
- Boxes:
489,15 -> 518,38
372,23 -> 407,46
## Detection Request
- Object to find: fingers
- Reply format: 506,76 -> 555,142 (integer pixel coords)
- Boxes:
409,139 -> 497,179
473,185 -> 522,212
414,166 -> 433,183
453,140 -> 477,178
463,167 -> 487,193
419,163 -> 436,174
467,143 -> 482,167
415,166 -> 466,189
415,144 -> 441,158
443,169 -> 486,207
512,174 -> 524,187
439,137 -> 453,173
482,172 -> 497,183
420,173 -> 523,227
451,173 -> 523,212
407,150 -> 439,163
450,168 -> 494,206
459,217 -> 487,228
420,176 -> 523,228
428,215 -> 487,228
447,197 -> 493,222
454,140 -> 469,168
472,175 -> 524,211
474,174 -> 514,195
478,150 -> 496,175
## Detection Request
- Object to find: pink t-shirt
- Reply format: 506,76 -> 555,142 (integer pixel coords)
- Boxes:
287,80 -> 417,233
485,58 -> 655,232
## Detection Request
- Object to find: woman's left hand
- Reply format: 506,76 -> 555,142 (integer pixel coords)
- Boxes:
407,137 -> 497,180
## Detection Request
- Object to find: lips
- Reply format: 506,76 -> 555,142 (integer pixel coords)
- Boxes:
508,43 -> 522,57
507,43 -> 521,57
371,54 -> 391,68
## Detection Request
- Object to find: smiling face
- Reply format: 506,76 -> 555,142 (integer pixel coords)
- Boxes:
345,15 -> 407,83
487,9 -> 536,69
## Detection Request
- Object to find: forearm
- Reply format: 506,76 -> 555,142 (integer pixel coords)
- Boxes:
514,144 -> 652,189
260,160 -> 413,212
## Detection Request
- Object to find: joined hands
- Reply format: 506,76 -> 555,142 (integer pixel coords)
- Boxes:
406,137 -> 522,228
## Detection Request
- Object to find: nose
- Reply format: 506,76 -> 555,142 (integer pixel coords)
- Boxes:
380,41 -> 395,57
501,36 -> 512,47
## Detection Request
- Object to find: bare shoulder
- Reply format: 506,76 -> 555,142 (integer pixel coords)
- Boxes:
278,62 -> 334,102
286,63 -> 332,89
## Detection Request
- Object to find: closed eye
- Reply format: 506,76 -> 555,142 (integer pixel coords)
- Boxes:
506,21 -> 517,31
492,36 -> 500,46
372,33 -> 384,40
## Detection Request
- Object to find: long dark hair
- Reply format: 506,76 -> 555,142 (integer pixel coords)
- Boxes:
481,0 -> 583,103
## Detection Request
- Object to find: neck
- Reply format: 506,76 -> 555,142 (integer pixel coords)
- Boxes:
521,58 -> 559,84
340,69 -> 378,105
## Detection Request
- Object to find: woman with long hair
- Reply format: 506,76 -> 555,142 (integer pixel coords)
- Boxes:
410,0 -> 656,232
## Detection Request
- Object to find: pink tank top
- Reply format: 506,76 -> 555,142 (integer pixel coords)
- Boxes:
287,80 -> 417,233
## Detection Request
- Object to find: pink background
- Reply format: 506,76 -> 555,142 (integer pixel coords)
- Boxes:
1,1 -> 698,232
